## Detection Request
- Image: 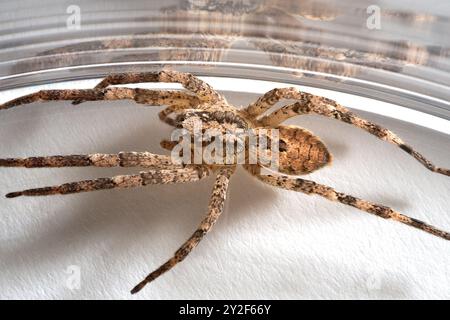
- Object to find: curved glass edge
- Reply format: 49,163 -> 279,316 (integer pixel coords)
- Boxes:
0,1 -> 449,120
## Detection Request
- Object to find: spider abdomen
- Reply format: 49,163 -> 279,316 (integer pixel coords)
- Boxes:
276,125 -> 332,175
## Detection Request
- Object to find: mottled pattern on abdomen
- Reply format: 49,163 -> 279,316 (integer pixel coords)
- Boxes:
277,125 -> 332,175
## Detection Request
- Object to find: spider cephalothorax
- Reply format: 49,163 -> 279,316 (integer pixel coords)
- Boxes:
0,70 -> 448,294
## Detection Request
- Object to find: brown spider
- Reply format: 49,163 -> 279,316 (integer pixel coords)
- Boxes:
0,70 -> 449,294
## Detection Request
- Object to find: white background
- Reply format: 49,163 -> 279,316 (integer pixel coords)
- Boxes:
0,78 -> 449,299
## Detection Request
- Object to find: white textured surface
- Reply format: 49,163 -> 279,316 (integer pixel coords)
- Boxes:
0,79 -> 449,299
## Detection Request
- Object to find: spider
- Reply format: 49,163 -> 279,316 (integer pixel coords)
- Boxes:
0,70 -> 449,294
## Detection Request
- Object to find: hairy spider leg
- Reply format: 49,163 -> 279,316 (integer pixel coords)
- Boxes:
131,167 -> 234,294
74,70 -> 225,104
5,166 -> 210,198
246,87 -> 450,177
0,152 -> 181,169
246,165 -> 450,241
0,88 -> 200,111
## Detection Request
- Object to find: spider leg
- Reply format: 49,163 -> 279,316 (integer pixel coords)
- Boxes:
245,87 -> 302,116
250,88 -> 450,177
160,139 -> 178,151
0,88 -> 200,111
158,105 -> 184,127
246,165 -> 450,241
81,70 -> 224,103
0,152 -> 181,169
130,167 -> 234,294
5,166 -> 210,198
